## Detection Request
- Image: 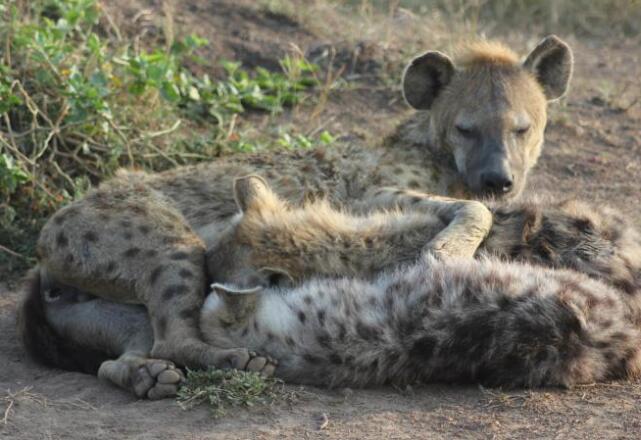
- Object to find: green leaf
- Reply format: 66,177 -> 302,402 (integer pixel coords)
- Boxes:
160,81 -> 181,103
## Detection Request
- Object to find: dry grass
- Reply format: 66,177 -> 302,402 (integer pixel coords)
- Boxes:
1,387 -> 96,426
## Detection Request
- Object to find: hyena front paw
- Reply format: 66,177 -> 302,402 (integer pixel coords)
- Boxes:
214,348 -> 278,377
246,352 -> 278,377
132,359 -> 186,400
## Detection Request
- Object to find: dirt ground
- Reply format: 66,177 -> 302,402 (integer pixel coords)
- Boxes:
2,1 -> 641,439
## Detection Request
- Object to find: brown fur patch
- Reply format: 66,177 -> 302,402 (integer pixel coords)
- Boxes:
456,40 -> 520,68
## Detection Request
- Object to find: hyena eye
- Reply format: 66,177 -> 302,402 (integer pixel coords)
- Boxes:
514,125 -> 530,136
455,125 -> 475,138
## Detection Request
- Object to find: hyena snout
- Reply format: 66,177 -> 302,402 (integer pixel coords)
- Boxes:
481,169 -> 514,195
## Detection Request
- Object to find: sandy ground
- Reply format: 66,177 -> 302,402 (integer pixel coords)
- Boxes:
2,1 -> 641,439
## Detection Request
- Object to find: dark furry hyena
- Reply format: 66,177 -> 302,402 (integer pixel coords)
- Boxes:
25,36 -> 574,382
23,176 -> 641,397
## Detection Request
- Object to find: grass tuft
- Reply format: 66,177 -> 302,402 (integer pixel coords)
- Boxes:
176,368 -> 292,416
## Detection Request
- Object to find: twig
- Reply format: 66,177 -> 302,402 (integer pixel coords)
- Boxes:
2,399 -> 13,425
99,2 -> 123,41
106,118 -> 135,166
131,119 -> 182,143
306,115 -> 337,138
0,244 -> 34,262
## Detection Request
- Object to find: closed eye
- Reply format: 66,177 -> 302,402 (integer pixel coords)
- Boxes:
514,126 -> 530,136
455,125 -> 476,138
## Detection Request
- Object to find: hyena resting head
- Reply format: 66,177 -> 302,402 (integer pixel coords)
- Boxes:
399,35 -> 572,198
201,177 -> 641,389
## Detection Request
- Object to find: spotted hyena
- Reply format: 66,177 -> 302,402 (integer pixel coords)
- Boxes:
23,37 -> 573,381
21,176 -> 641,397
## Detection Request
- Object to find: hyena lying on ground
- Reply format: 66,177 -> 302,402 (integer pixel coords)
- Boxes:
23,36 -> 574,381
26,177 -> 641,397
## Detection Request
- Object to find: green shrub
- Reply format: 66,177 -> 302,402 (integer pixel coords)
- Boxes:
0,0 -> 326,269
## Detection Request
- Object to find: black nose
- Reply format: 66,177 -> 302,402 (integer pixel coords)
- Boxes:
481,172 -> 513,194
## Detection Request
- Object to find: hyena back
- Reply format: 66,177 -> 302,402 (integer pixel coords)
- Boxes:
202,256 -> 641,388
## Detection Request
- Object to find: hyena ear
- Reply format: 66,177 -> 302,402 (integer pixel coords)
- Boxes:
259,267 -> 295,288
402,51 -> 455,110
523,35 -> 573,101
233,175 -> 272,212
211,283 -> 261,319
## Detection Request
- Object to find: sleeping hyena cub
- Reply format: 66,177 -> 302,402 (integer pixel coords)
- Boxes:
200,177 -> 641,388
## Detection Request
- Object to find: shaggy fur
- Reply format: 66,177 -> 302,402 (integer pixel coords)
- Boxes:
202,256 -> 641,388
199,183 -> 641,388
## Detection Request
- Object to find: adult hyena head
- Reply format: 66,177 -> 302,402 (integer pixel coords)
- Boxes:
402,35 -> 573,199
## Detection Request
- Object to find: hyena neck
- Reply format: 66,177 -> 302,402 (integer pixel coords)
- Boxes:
382,112 -> 465,196
383,112 -> 451,161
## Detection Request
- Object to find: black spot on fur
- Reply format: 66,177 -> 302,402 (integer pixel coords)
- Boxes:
56,232 -> 68,248
130,205 -> 147,216
317,309 -> 326,327
303,353 -> 322,364
123,231 -> 133,240
298,310 -> 307,324
304,296 -> 312,305
179,268 -> 194,279
573,217 -> 594,233
105,261 -> 117,273
316,331 -> 332,348
170,251 -> 189,260
286,337 -> 296,347
611,332 -> 630,343
179,306 -> 199,321
356,321 -> 381,341
410,336 -> 437,360
83,231 -> 99,242
145,249 -> 158,258
162,284 -> 188,301
150,265 -> 164,285
123,247 -> 140,258
138,225 -> 151,235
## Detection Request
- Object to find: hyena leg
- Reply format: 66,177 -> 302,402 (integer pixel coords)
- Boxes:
360,187 -> 493,258
37,181 -> 268,372
45,288 -> 184,399
41,280 -> 184,399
